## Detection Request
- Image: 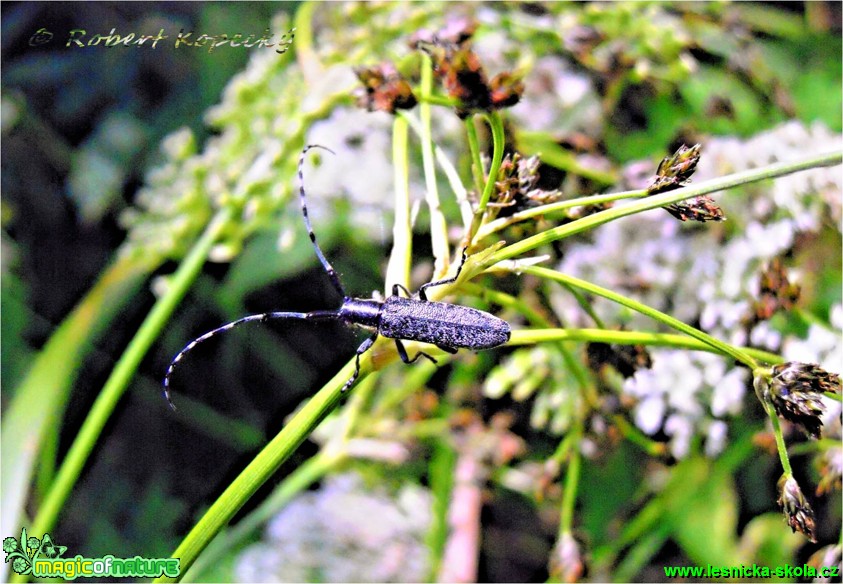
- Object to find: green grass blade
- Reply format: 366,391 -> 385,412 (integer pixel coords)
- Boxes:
1,252 -> 153,573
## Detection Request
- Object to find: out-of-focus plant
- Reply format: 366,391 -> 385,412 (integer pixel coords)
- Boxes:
3,2 -> 841,583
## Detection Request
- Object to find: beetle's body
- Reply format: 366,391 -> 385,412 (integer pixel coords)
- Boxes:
163,145 -> 510,410
375,296 -> 510,349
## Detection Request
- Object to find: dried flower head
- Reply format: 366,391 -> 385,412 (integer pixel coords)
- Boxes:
757,363 -> 840,439
354,63 -> 417,114
777,474 -> 817,542
648,143 -> 702,195
663,195 -> 726,222
415,20 -> 524,118
488,71 -> 526,109
490,152 -> 562,217
435,46 -> 492,116
648,144 -> 724,222
747,257 -> 801,325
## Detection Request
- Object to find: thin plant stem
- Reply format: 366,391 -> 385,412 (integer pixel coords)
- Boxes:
292,1 -> 320,80
385,115 -> 412,293
464,116 -> 484,196
506,328 -> 783,365
485,150 -> 842,264
518,266 -> 760,368
468,112 -> 506,242
418,93 -> 459,107
27,208 -> 234,544
183,449 -> 344,581
559,426 -> 582,535
399,111 -> 473,230
157,360 -> 354,582
418,52 -> 451,274
476,188 -> 646,241
476,112 -> 506,214
459,282 -> 547,327
766,405 -> 794,476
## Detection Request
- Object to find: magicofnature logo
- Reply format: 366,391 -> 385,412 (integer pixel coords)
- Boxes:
3,528 -> 179,580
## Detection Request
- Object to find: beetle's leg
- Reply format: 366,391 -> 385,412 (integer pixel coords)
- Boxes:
391,283 -> 413,298
418,247 -> 468,301
343,333 -> 378,392
394,339 -> 438,365
436,344 -> 459,354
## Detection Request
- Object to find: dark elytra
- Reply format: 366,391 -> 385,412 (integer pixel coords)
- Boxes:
163,145 -> 510,409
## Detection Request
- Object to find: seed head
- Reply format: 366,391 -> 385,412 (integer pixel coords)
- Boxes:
764,362 -> 841,439
648,143 -> 701,195
354,63 -> 417,114
777,474 -> 817,542
663,195 -> 726,222
490,152 -> 561,217
648,144 -> 724,222
414,20 -> 524,118
488,70 -> 525,109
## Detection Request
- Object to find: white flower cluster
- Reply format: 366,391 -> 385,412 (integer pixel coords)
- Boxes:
235,473 -> 432,583
556,121 -> 842,458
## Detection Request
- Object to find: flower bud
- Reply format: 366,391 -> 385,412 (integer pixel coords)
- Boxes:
647,143 -> 702,195
548,532 -> 585,583
777,474 -> 817,542
765,362 -> 840,439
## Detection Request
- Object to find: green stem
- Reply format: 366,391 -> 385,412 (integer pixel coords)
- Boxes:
506,328 -> 782,364
467,112 -> 506,243
476,188 -> 646,241
610,415 -> 668,456
28,208 -> 233,542
183,449 -> 344,581
418,52 -> 451,274
486,150 -> 842,264
418,94 -> 459,108
459,282 -> 547,327
767,405 -> 793,476
476,112 -> 506,215
518,266 -> 760,368
464,116 -> 485,197
559,426 -> 582,535
385,116 -> 412,293
1,251 -> 153,558
292,1 -> 319,78
158,360 -> 355,582
400,111 -> 473,230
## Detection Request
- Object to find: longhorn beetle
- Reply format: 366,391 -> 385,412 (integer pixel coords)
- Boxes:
163,145 -> 511,410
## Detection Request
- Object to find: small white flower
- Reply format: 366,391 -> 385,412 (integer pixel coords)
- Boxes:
705,420 -> 729,457
635,394 -> 667,435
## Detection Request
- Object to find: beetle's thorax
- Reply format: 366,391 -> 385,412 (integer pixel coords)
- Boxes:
339,297 -> 383,328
